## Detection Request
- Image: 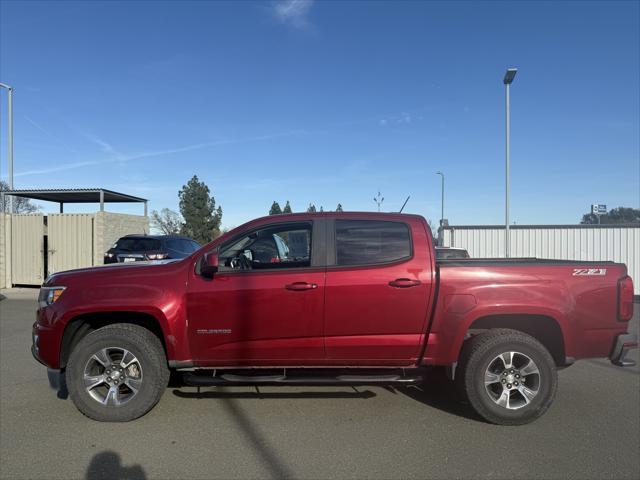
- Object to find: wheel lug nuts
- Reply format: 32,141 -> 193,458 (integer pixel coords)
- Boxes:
507,383 -> 512,388
114,380 -> 118,385
515,381 -> 519,386
502,379 -> 506,383
107,377 -> 111,381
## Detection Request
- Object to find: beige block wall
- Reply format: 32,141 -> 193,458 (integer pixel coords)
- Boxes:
93,212 -> 149,265
0,213 -> 10,288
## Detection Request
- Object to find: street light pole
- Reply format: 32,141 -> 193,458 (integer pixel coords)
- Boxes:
503,68 -> 517,258
436,171 -> 444,227
0,82 -> 14,214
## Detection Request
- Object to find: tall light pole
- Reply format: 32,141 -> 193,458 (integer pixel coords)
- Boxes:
436,170 -> 444,228
503,68 -> 517,258
0,82 -> 14,214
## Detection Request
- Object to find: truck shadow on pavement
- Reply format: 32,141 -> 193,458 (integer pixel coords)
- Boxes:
171,367 -> 484,423
86,451 -> 146,480
397,384 -> 483,422
170,380 -> 482,480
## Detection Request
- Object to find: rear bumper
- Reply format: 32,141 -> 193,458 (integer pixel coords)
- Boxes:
610,333 -> 638,367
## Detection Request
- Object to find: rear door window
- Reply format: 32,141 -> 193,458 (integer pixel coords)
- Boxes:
335,220 -> 411,266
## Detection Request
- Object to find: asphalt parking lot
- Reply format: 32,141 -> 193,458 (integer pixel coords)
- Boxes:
1,288 -> 638,480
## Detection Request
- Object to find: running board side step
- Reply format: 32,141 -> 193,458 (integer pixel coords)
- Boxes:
183,372 -> 423,387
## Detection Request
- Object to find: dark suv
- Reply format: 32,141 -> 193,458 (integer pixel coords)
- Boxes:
104,235 -> 201,264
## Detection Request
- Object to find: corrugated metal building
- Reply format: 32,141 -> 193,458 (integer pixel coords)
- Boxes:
442,224 -> 640,294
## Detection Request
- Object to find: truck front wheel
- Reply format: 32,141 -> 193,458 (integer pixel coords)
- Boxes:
66,323 -> 169,422
456,329 -> 558,425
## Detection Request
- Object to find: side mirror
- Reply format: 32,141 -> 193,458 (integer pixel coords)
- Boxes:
201,252 -> 219,278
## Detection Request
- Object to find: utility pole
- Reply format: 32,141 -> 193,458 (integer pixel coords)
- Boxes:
436,171 -> 444,228
0,82 -> 14,213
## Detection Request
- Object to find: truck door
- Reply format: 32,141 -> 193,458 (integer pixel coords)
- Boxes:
186,220 -> 326,366
324,217 -> 434,365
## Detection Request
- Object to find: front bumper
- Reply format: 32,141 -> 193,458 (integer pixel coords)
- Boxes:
31,311 -> 64,369
32,340 -> 66,395
610,333 -> 638,367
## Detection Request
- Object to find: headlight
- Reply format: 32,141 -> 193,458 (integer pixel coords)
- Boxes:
38,286 -> 66,308
105,252 -> 114,258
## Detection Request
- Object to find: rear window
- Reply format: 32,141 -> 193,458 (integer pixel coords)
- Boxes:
335,220 -> 411,266
114,237 -> 161,251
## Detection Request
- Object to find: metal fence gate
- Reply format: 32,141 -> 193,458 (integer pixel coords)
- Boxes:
11,214 -> 45,285
47,214 -> 94,277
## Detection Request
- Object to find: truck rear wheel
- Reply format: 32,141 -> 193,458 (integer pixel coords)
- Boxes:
66,323 -> 169,422
456,329 -> 557,425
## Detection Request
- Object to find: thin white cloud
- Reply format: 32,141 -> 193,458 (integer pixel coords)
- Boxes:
82,133 -> 126,161
15,130 -> 307,178
15,160 -> 103,177
23,115 -> 77,153
378,112 -> 416,126
272,0 -> 314,29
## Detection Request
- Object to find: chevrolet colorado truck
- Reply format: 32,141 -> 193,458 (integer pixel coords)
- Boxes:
32,212 -> 637,424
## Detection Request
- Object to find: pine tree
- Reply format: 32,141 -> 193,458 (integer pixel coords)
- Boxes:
178,175 -> 223,244
283,200 -> 292,214
307,203 -> 317,213
269,201 -> 283,215
336,203 -> 343,212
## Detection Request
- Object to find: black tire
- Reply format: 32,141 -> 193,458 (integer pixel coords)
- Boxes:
455,329 -> 557,426
66,323 -> 169,422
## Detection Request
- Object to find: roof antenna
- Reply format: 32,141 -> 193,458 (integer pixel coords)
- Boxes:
399,196 -> 410,213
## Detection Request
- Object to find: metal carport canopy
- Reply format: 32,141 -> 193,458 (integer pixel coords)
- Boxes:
1,188 -> 148,214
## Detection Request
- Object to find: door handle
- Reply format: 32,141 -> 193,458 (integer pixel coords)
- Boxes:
285,282 -> 318,291
389,278 -> 421,288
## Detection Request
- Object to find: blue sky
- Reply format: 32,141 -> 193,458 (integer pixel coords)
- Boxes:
0,0 -> 638,229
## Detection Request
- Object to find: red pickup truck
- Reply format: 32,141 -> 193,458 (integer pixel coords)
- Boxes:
32,212 -> 637,424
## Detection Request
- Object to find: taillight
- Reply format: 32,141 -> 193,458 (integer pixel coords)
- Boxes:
617,276 -> 634,321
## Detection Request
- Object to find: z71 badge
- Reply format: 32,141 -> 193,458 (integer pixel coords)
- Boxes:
572,268 -> 607,276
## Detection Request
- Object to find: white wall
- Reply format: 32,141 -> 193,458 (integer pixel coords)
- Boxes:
0,213 -> 10,289
0,212 -> 149,287
443,225 -> 640,294
93,212 -> 149,266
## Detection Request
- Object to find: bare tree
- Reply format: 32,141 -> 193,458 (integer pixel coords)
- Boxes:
150,208 -> 183,235
0,180 -> 40,213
